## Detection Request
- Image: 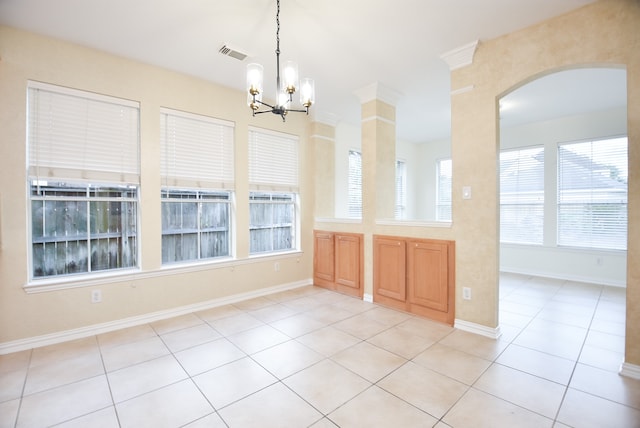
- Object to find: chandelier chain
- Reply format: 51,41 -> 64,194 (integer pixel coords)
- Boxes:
276,0 -> 280,56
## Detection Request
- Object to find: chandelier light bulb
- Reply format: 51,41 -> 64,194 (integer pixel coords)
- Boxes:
300,78 -> 315,107
246,63 -> 264,95
283,61 -> 298,94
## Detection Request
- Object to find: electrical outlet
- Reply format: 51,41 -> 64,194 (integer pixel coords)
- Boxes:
462,287 -> 471,300
91,289 -> 102,303
274,262 -> 280,272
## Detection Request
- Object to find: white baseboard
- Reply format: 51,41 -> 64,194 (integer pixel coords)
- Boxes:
363,293 -> 373,303
454,319 -> 502,340
0,278 -> 313,355
619,362 -> 640,380
500,267 -> 626,288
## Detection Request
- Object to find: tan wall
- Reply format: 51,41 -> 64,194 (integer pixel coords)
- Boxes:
0,26 -> 313,345
451,0 -> 640,363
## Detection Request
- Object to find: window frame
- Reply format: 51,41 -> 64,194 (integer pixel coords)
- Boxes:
347,149 -> 363,219
436,158 -> 452,222
26,82 -> 140,285
159,108 -> 236,265
249,191 -> 299,255
161,188 -> 233,264
499,146 -> 545,245
557,137 -> 628,251
248,128 -> 300,256
395,159 -> 407,220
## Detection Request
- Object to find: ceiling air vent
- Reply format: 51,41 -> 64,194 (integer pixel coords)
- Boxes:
219,44 -> 248,61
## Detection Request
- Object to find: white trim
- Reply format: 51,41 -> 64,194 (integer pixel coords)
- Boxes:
314,217 -> 362,225
451,85 -> 475,96
361,115 -> 396,125
159,106 -> 235,128
25,251 -> 304,293
28,80 -> 140,108
454,319 -> 502,339
440,40 -> 479,71
310,134 -> 335,143
376,219 -> 453,228
1,278 -> 313,355
311,111 -> 338,127
500,267 -> 626,288
363,293 -> 373,303
353,82 -> 402,106
619,362 -> 640,380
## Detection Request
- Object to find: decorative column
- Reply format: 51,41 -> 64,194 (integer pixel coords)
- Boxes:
354,83 -> 400,297
310,112 -> 337,219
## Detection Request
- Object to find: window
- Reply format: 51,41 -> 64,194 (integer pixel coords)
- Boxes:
160,109 -> 234,263
395,160 -> 407,219
249,192 -> 296,253
436,158 -> 452,221
348,150 -> 362,219
558,137 -> 627,250
248,128 -> 299,254
499,147 -> 544,244
161,190 -> 231,263
31,182 -> 137,277
27,82 -> 140,280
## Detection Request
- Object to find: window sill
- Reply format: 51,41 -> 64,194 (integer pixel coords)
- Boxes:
24,251 -> 305,294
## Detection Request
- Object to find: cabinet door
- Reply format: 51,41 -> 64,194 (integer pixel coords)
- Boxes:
407,240 -> 448,312
314,231 -> 335,288
335,234 -> 361,296
373,237 -> 406,303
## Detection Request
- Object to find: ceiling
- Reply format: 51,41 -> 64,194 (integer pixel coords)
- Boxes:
2,0 -> 625,143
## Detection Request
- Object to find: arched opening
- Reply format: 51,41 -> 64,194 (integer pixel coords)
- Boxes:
497,67 -> 628,373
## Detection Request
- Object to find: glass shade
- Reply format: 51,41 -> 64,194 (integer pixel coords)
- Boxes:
246,63 -> 264,96
283,61 -> 298,94
300,78 -> 315,107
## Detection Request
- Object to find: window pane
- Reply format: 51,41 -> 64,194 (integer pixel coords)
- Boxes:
249,192 -> 295,254
396,160 -> 406,219
30,182 -> 136,278
348,150 -> 362,219
161,189 -> 231,264
500,147 -> 544,244
558,138 -> 627,250
437,159 -> 452,221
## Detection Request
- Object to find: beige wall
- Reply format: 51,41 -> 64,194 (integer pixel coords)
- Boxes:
1,1 -> 639,369
0,25 -> 313,345
451,0 -> 640,364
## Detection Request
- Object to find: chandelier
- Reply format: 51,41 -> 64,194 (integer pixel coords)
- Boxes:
246,0 -> 315,121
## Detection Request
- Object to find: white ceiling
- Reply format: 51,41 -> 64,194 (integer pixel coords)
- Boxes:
1,0 -> 625,143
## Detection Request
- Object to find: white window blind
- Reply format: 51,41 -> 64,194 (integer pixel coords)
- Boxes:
395,160 -> 406,219
500,146 -> 544,244
558,137 -> 627,250
27,81 -> 140,184
248,128 -> 299,192
436,158 -> 452,221
160,109 -> 235,189
348,150 -> 362,219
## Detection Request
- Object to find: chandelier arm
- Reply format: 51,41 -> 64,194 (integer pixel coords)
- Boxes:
252,97 -> 276,109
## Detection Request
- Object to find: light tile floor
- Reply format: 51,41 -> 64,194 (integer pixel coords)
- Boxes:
1,273 -> 639,427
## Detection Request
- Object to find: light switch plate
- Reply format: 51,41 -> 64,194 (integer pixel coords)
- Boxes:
462,186 -> 472,199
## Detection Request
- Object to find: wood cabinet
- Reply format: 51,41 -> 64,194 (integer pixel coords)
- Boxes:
313,230 -> 363,298
374,235 -> 455,325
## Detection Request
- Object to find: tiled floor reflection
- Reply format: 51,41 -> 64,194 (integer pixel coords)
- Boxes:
1,273 -> 639,427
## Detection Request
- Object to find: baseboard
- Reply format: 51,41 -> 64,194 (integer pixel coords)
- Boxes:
454,319 -> 502,340
500,267 -> 626,288
0,278 -> 313,355
363,293 -> 373,303
619,362 -> 640,380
